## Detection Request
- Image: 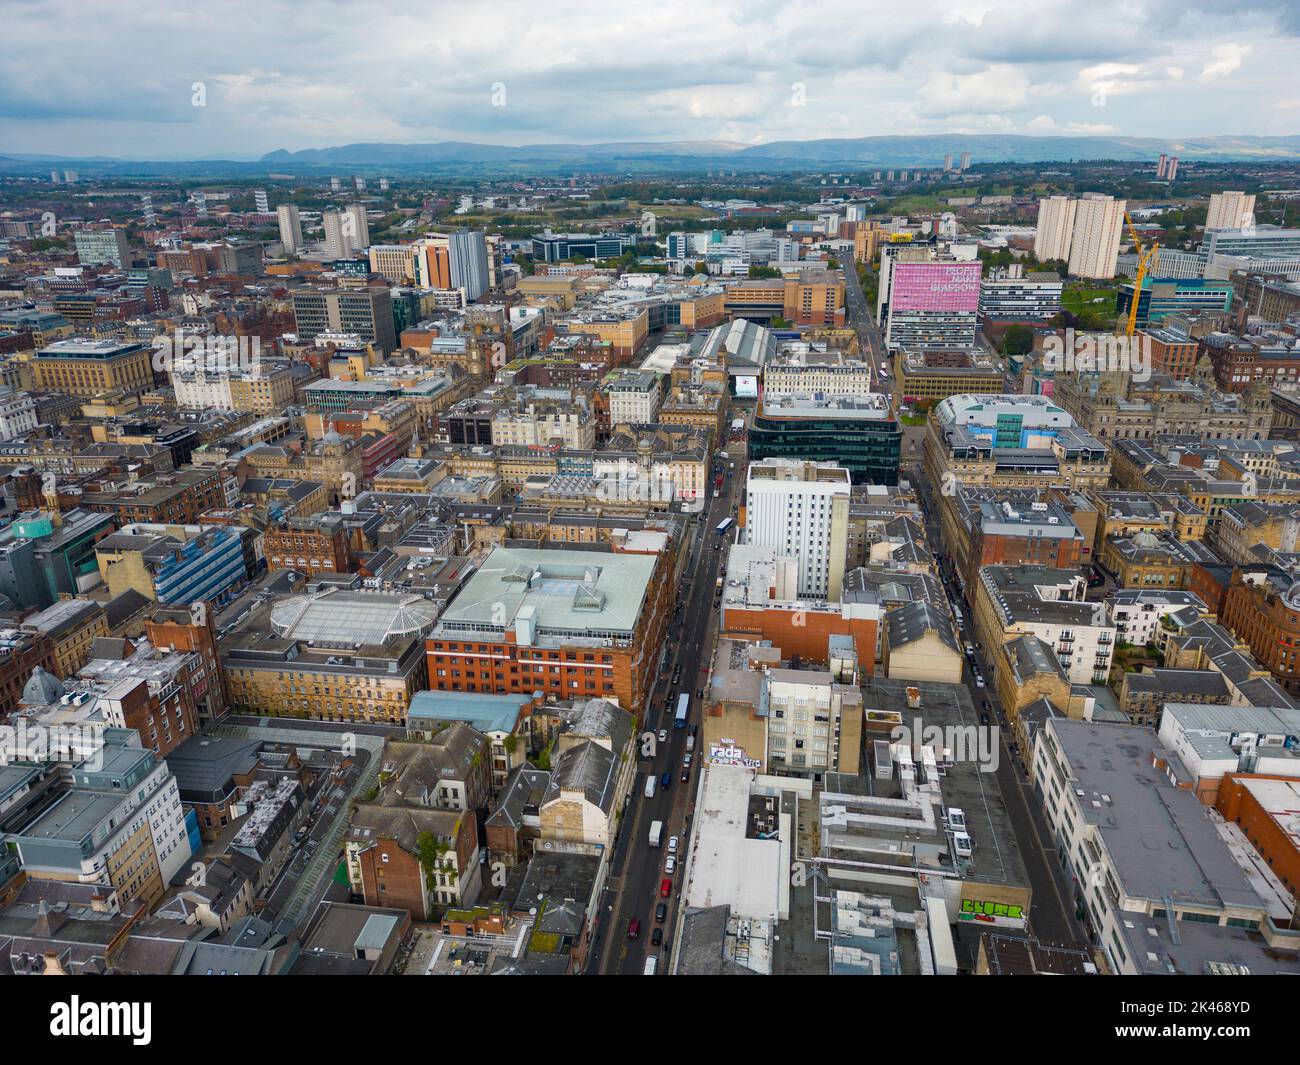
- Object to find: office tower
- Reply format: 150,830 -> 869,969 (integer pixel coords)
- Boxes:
291,287 -> 397,352
960,151 -> 971,170
745,458 -> 852,600
254,188 -> 269,213
1157,153 -> 1168,178
873,171 -> 882,181
886,170 -> 895,181
141,194 -> 156,226
73,228 -> 131,268
667,231 -> 690,260
1167,157 -> 1179,181
346,204 -> 370,251
1068,194 -> 1126,279
884,258 -> 981,350
448,230 -> 490,299
277,204 -> 303,255
944,152 -> 954,171
1206,191 -> 1257,231
1033,196 -> 1077,262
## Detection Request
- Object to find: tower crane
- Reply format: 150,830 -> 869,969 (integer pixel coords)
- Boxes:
1123,212 -> 1159,337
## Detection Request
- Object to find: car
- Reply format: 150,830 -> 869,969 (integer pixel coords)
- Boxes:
975,676 -> 986,689
683,753 -> 692,767
660,878 -> 672,898
651,927 -> 663,946
655,903 -> 668,923
657,729 -> 668,743
627,918 -> 640,940
964,643 -> 975,657
667,835 -> 679,853
664,856 -> 677,874
680,768 -> 690,783
660,771 -> 671,790
979,711 -> 990,725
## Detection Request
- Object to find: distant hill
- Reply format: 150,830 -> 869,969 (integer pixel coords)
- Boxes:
2,132 -> 1299,178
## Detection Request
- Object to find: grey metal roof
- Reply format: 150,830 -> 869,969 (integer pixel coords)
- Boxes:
1049,719 -> 1264,911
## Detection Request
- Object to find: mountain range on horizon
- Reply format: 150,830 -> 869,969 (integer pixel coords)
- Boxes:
5,132 -> 1300,177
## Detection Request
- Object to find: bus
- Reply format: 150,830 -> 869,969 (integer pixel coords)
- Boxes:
715,517 -> 734,536
675,693 -> 690,729
878,361 -> 890,381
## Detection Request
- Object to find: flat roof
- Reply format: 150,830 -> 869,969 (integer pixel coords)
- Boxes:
432,546 -> 656,643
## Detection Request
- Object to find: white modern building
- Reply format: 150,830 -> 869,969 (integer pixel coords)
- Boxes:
1107,589 -> 1206,646
277,204 -> 303,255
1206,191 -> 1257,232
745,458 -> 851,600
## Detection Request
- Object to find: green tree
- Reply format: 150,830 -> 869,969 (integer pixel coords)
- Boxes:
1000,324 -> 1034,358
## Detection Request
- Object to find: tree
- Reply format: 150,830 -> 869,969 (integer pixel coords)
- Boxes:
1000,324 -> 1034,358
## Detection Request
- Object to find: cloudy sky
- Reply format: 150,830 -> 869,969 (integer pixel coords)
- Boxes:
2,0 -> 1298,159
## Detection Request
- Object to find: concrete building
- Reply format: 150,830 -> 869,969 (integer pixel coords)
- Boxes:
73,228 -> 131,269
1206,191 -> 1257,232
1034,717 -> 1299,974
277,204 -> 303,255
1032,196 -> 1077,263
1068,195 -> 1126,280
744,458 -> 851,600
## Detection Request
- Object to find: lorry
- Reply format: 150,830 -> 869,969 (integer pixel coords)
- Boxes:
644,775 -> 657,799
648,820 -> 664,847
643,956 -> 658,976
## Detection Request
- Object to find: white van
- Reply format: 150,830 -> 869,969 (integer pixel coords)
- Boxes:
644,775 -> 657,799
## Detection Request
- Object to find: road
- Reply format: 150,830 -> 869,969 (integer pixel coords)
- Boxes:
911,463 -> 1089,949
587,440 -> 745,974
837,253 -> 1087,948
836,254 -> 886,388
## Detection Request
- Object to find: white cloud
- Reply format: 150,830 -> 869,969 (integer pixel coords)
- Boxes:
0,1 -> 1293,156
1200,43 -> 1250,81
917,65 -> 1031,119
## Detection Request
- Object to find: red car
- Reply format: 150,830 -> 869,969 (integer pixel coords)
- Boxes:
627,917 -> 640,940
659,878 -> 672,898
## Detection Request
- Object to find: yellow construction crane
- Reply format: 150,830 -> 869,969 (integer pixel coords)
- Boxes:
1123,212 -> 1159,337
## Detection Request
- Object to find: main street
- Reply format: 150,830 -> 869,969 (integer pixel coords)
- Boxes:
588,440 -> 745,974
840,251 -> 1088,949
